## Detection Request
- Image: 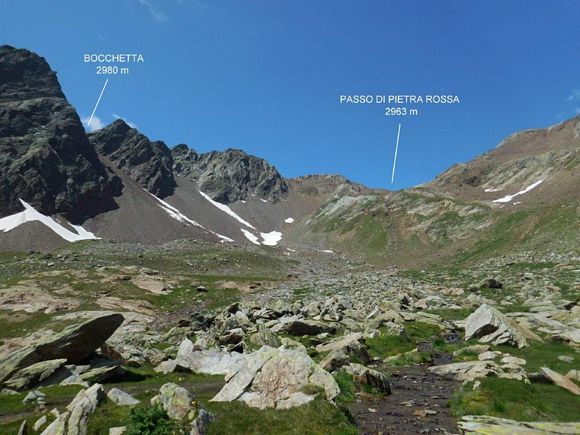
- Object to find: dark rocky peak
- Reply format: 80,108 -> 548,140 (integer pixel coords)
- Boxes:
172,146 -> 288,203
0,45 -> 65,102
89,120 -> 177,198
0,46 -> 121,222
171,143 -> 199,173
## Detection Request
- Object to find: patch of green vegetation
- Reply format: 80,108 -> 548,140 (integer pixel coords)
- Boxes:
493,341 -> 577,374
455,210 -> 531,263
205,398 -> 357,435
125,405 -> 177,435
292,287 -> 312,298
450,377 -> 580,422
365,322 -> 442,358
426,307 -> 473,321
0,384 -> 83,433
334,371 -> 356,406
0,311 -> 55,341
87,400 -> 135,434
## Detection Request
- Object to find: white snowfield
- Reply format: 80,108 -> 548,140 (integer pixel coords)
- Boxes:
260,231 -> 282,246
0,199 -> 98,242
240,228 -> 283,246
492,179 -> 544,203
241,228 -> 260,245
200,191 -> 256,229
284,217 -> 295,223
484,187 -> 503,192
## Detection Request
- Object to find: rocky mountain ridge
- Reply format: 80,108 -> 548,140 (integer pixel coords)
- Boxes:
0,45 -> 121,223
89,119 -> 177,198
172,145 -> 289,203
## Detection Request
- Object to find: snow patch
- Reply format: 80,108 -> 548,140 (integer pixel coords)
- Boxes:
259,198 -> 268,203
260,231 -> 282,246
287,248 -> 296,252
284,217 -> 295,223
241,229 -> 260,245
0,200 -> 99,242
492,179 -> 544,203
149,191 -> 236,242
215,233 -> 234,242
484,188 -> 503,192
148,192 -> 204,228
200,191 -> 255,229
321,249 -> 334,254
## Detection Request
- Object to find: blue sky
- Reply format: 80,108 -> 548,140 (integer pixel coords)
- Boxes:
2,1 -> 579,189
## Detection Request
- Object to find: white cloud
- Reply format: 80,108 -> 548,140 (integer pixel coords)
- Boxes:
112,113 -> 138,129
138,0 -> 167,22
567,89 -> 580,102
81,115 -> 104,132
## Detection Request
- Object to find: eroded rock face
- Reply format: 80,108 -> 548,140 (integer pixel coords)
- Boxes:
89,119 -> 176,198
0,45 -> 121,222
464,304 -> 532,348
172,146 -> 288,203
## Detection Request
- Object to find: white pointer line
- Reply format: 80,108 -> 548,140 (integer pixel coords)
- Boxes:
87,78 -> 109,129
390,123 -> 402,183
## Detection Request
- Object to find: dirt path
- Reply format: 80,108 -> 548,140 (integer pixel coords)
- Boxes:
349,364 -> 460,435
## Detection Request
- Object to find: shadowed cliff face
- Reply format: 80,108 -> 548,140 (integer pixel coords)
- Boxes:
172,145 -> 289,203
0,45 -> 121,222
89,119 -> 177,198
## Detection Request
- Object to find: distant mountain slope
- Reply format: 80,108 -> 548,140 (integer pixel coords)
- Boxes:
293,116 -> 579,265
427,115 -> 580,205
0,45 -> 121,223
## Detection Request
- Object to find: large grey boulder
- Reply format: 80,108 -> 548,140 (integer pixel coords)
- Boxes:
174,338 -> 245,375
151,383 -> 195,420
107,388 -> 140,406
212,346 -> 339,409
5,359 -> 66,390
342,363 -> 391,393
428,361 -> 499,381
316,333 -> 371,371
66,384 -> 106,435
40,411 -> 69,435
464,304 -> 535,348
540,367 -> 580,396
211,346 -> 277,402
0,313 -> 124,385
